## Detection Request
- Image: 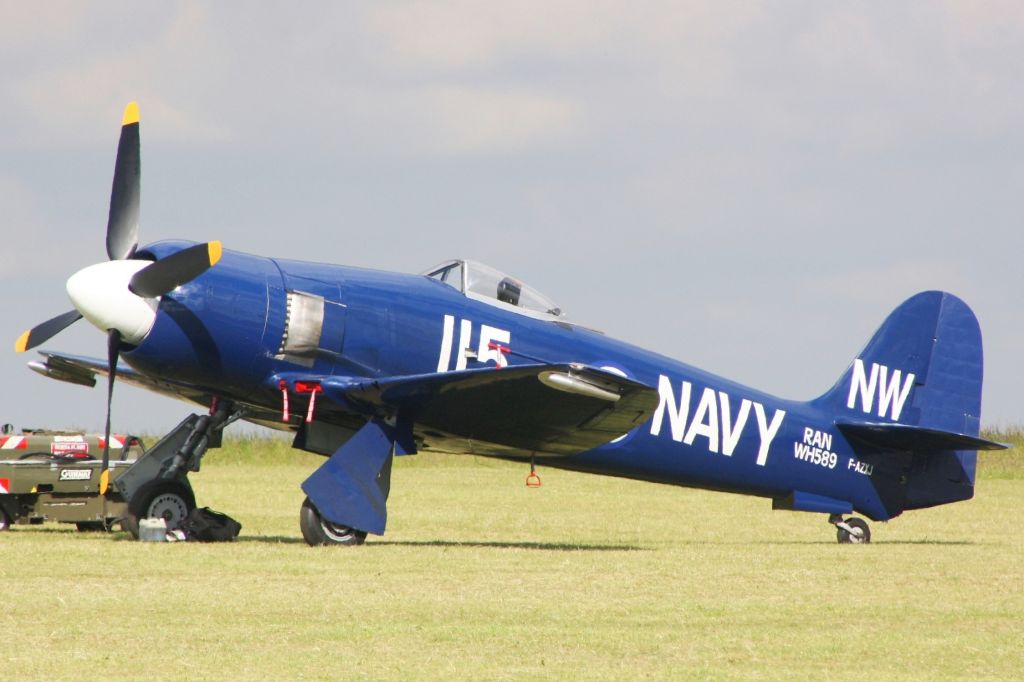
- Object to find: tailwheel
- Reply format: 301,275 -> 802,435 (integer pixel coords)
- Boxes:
299,496 -> 367,547
832,516 -> 871,544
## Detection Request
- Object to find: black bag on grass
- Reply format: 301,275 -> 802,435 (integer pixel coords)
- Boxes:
181,507 -> 241,542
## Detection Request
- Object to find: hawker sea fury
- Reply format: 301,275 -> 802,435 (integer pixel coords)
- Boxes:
16,103 -> 1006,545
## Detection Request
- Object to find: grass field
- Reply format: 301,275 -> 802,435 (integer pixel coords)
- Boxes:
2,432 -> 1021,680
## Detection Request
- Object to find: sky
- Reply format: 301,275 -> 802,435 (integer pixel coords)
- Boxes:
1,2 -> 1022,435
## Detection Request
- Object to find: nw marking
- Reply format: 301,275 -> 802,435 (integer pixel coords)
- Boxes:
846,359 -> 915,421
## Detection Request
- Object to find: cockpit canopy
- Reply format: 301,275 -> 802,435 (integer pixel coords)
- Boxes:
423,260 -> 564,319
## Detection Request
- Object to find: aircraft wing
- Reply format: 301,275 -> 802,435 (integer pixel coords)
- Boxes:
31,350 -> 210,402
36,351 -> 660,455
30,350 -> 281,426
319,364 -> 659,457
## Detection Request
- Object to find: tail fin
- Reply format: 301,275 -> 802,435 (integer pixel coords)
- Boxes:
813,291 -> 1004,515
813,290 -> 984,435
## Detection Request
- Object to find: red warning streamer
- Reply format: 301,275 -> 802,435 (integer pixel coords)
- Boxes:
279,380 -> 290,422
294,381 -> 323,424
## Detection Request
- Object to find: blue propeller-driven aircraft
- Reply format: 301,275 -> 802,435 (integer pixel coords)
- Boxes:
16,103 -> 1006,545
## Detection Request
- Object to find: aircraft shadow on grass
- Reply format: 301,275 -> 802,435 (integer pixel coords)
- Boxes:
235,535 -> 979,548
694,538 -> 979,547
238,536 -> 644,551
6,529 -> 980,548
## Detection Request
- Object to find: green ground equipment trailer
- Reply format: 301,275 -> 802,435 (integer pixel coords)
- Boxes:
0,413 -> 222,537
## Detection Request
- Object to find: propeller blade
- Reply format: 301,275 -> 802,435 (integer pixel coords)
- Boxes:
14,310 -> 83,353
99,328 -> 120,498
106,102 -> 141,261
128,241 -> 223,298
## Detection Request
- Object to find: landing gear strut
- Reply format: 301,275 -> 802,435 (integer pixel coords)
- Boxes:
830,514 -> 871,544
116,401 -> 243,537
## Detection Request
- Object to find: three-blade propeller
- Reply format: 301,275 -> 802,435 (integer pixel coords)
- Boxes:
14,102 -> 222,505
106,101 -> 141,261
129,241 -> 223,298
15,310 -> 83,354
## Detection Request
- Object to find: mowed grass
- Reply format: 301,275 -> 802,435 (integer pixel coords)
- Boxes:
2,433 -> 1021,680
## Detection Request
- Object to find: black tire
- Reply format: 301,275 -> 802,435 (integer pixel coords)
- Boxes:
0,508 -> 9,532
299,496 -> 367,546
122,480 -> 196,539
75,521 -> 108,532
18,451 -> 55,461
836,517 -> 871,544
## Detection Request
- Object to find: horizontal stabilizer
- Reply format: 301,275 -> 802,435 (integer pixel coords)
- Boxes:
836,420 -> 1008,452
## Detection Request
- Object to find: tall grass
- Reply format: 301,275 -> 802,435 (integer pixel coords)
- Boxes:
980,427 -> 1023,479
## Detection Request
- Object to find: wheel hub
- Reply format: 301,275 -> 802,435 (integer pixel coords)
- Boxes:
320,518 -> 359,543
148,493 -> 189,528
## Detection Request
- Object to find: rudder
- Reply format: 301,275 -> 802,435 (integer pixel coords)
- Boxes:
814,291 -> 984,436
813,291 -> 995,514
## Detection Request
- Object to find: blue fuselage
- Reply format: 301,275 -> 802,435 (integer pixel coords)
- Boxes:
122,242 -> 972,522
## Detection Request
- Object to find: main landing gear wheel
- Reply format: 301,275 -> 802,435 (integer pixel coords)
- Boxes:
0,508 -> 9,532
122,480 -> 196,539
299,496 -> 367,547
835,516 -> 871,544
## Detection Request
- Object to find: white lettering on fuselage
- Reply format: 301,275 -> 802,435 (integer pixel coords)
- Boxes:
793,427 -> 838,469
649,375 -> 786,466
436,315 -> 456,372
847,458 -> 874,476
437,315 -> 511,372
846,359 -> 915,421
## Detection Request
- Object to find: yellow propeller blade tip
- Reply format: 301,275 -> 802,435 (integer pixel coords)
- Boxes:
99,469 -> 110,495
208,240 -> 223,266
14,330 -> 30,353
122,101 -> 140,126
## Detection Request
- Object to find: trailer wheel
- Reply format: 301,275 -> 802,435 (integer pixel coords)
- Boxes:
123,480 -> 196,539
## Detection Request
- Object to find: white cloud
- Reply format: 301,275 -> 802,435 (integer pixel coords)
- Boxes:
0,2 -> 93,50
418,86 -> 579,154
801,260 -> 970,308
2,3 -> 230,147
0,175 -> 95,277
365,1 -> 618,71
